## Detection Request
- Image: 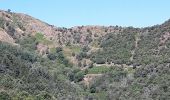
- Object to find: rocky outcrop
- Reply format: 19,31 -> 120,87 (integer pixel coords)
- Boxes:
0,28 -> 15,44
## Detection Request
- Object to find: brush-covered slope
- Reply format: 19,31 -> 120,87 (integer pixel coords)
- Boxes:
0,10 -> 170,100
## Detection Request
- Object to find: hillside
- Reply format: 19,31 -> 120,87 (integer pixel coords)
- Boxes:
0,10 -> 170,100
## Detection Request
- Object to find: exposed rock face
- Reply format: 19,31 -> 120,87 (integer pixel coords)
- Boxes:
0,28 -> 15,44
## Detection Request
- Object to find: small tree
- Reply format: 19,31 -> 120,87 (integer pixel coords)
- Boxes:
82,46 -> 90,52
56,47 -> 63,53
90,85 -> 96,93
47,53 -> 56,60
7,9 -> 11,12
74,71 -> 85,82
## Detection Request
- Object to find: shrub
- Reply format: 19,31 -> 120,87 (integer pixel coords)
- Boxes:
76,52 -> 87,61
17,36 -> 37,51
90,86 -> 96,93
0,91 -> 11,100
74,71 -> 85,82
82,45 -> 90,52
56,47 -> 63,53
94,57 -> 105,64
89,63 -> 94,68
47,53 -> 57,60
36,91 -> 52,100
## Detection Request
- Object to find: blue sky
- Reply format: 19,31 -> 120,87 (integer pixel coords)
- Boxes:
0,0 -> 170,28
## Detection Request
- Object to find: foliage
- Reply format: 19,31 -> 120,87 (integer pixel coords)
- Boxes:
47,53 -> 57,60
1,12 -> 170,99
91,32 -> 135,64
87,63 -> 170,100
76,52 -> 87,61
68,69 -> 85,82
17,36 -> 37,52
74,71 -> 85,82
87,66 -> 110,74
35,32 -> 52,45
0,42 -> 83,99
0,91 -> 11,100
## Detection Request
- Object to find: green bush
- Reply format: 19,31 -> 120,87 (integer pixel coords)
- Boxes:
74,71 -> 85,82
0,91 -> 11,100
91,32 -> 135,65
17,36 -> 37,51
93,56 -> 105,64
0,42 -> 82,98
36,91 -> 52,100
76,52 -> 87,61
47,53 -> 57,60
56,47 -> 63,53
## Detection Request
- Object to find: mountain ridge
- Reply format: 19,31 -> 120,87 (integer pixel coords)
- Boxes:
1,10 -> 170,45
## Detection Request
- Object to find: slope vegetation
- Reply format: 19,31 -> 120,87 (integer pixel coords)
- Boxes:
0,10 -> 170,99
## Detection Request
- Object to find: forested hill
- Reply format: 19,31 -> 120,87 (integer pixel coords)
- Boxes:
0,10 -> 170,100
